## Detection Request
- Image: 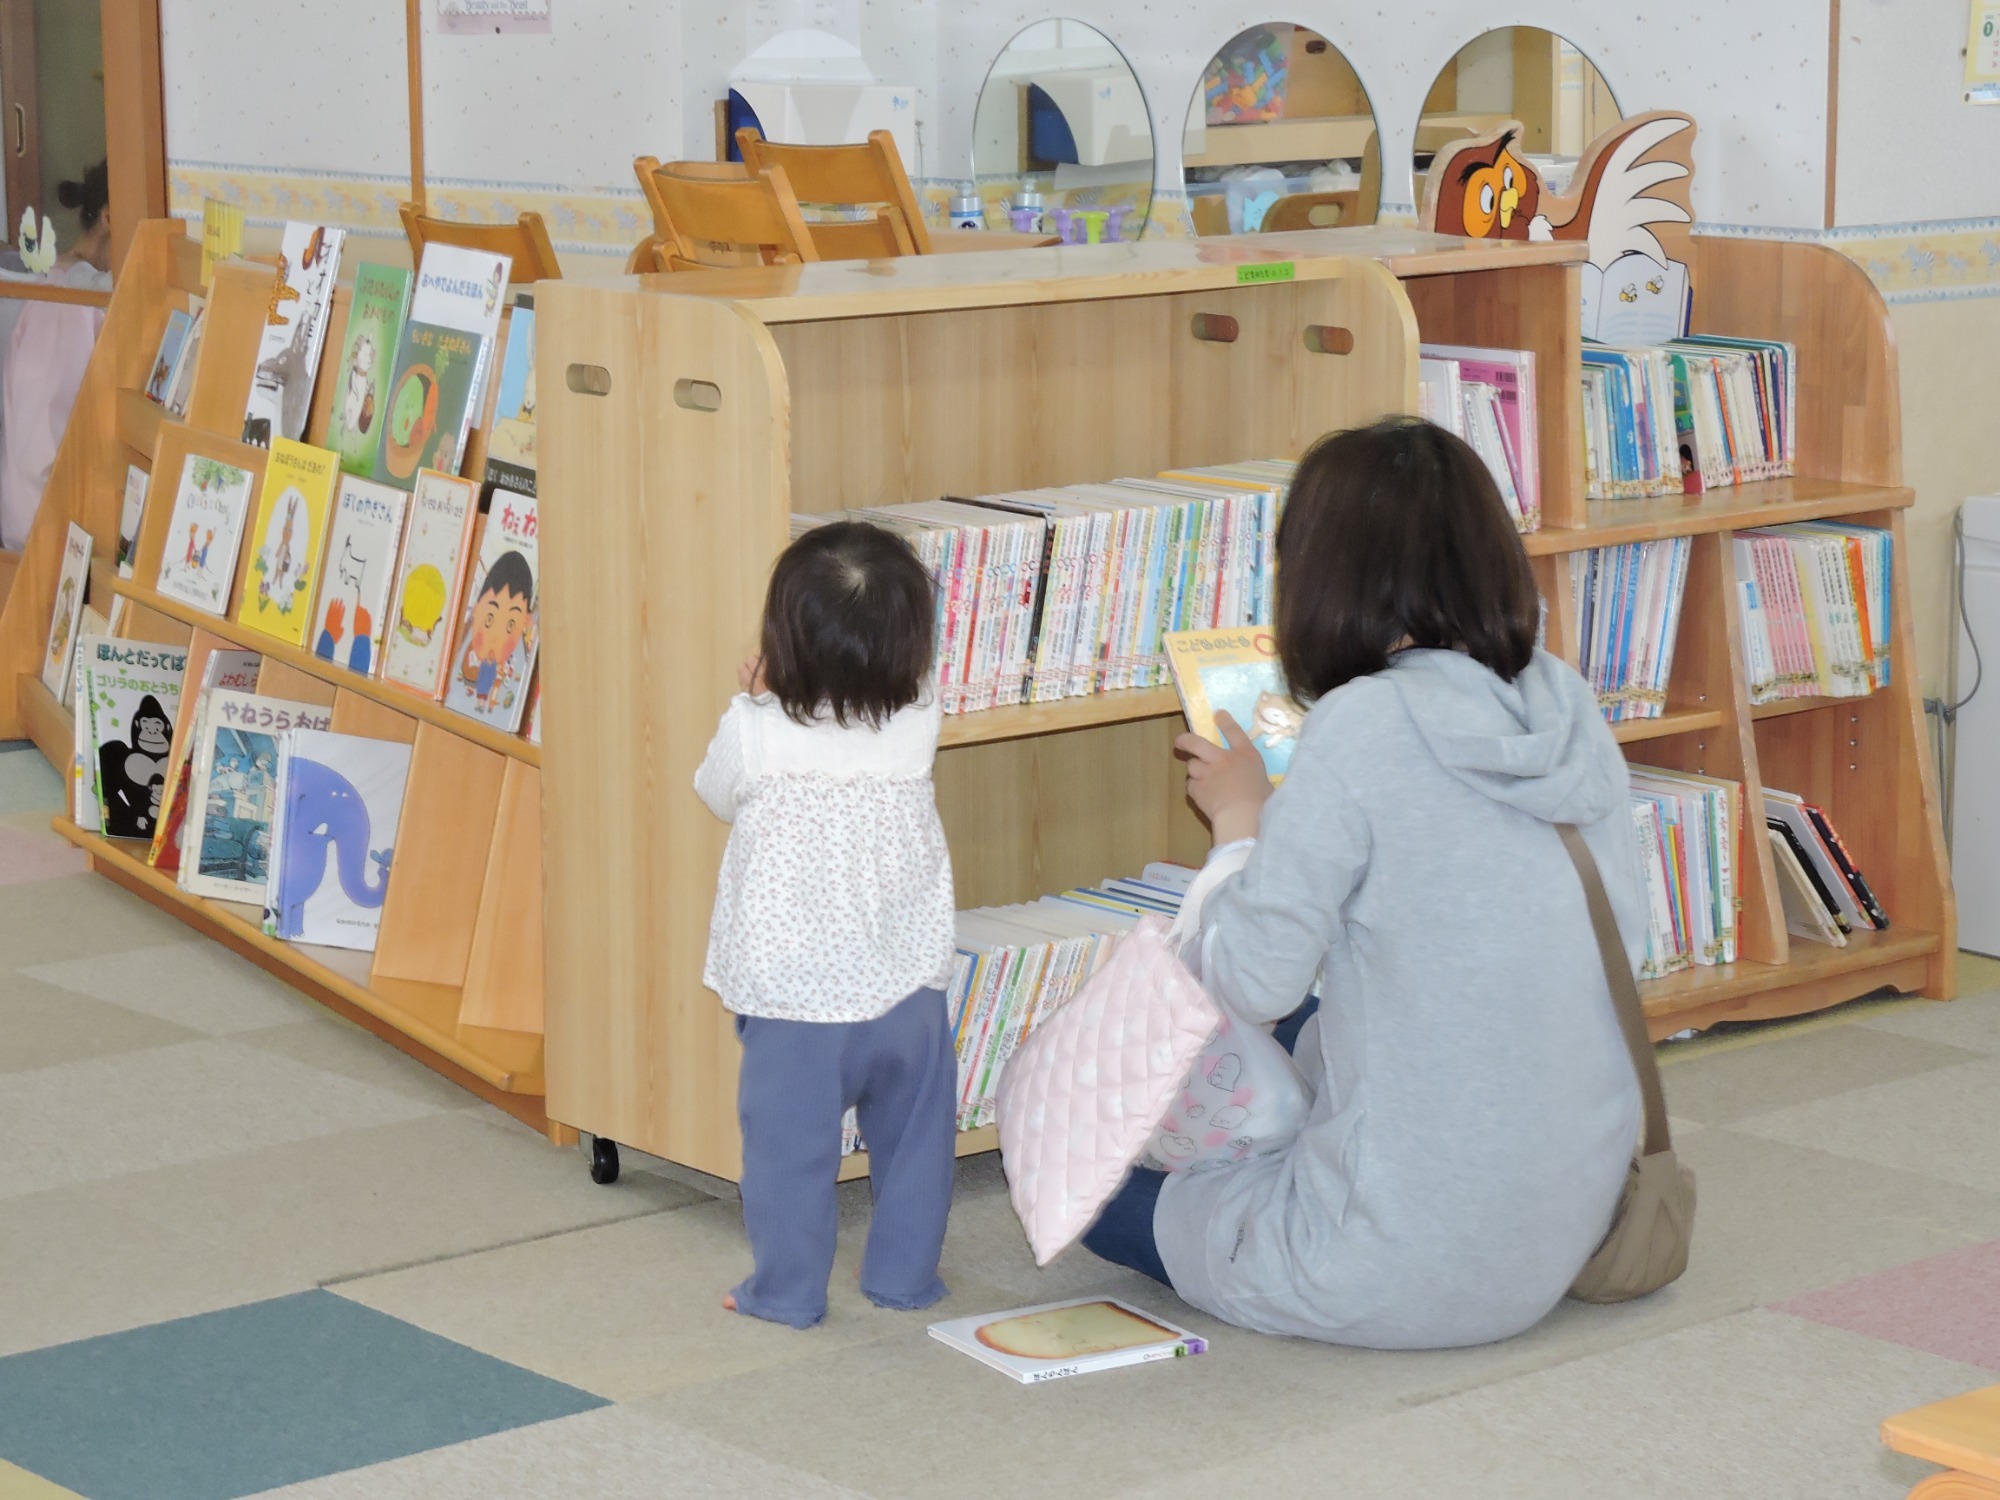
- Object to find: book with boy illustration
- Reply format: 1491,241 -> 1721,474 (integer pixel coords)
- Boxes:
311,475 -> 409,677
116,466 -> 149,579
237,438 -> 340,646
443,487 -> 538,729
78,635 -> 187,840
264,729 -> 412,950
328,263 -> 413,479
150,648 -> 263,876
482,301 -> 536,499
380,469 -> 478,696
144,309 -> 193,404
1163,627 -> 1298,782
41,522 -> 92,700
377,244 -> 510,487
929,1298 -> 1206,1383
155,453 -> 256,615
179,690 -> 333,903
241,220 -> 346,448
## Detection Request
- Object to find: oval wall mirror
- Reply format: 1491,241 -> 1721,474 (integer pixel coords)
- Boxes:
970,20 -> 1154,242
1414,27 -> 1620,216
1181,23 -> 1381,236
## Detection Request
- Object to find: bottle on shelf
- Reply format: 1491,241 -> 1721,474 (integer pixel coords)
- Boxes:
949,185 -> 984,231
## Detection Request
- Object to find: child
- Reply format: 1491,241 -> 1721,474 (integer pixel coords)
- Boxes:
694,521 -> 957,1329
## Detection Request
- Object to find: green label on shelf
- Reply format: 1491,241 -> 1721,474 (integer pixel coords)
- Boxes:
1236,261 -> 1296,285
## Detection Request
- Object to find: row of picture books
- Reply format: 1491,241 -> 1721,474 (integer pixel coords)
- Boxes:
1581,335 -> 1795,501
67,632 -> 417,954
145,219 -> 538,501
1570,537 -> 1692,723
791,459 -> 1296,715
1415,342 -> 1540,532
1734,523 -> 1892,702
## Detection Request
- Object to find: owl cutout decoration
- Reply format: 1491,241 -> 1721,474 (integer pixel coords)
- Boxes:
1420,111 -> 1697,346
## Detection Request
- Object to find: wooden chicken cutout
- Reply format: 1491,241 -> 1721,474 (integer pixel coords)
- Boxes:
1420,111 -> 1697,344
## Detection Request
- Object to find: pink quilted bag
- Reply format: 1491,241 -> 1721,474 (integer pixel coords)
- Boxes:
995,913 -> 1219,1265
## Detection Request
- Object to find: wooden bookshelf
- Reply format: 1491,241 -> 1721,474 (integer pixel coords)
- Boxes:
538,228 -> 1950,1183
0,220 -> 558,1133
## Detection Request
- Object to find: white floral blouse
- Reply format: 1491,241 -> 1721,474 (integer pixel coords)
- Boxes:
694,690 -> 955,1022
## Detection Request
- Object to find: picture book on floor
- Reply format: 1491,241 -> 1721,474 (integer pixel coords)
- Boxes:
144,309 -> 192,404
150,647 -> 263,875
163,302 -> 205,419
236,438 -> 339,646
328,262 -> 413,479
377,244 -> 510,487
78,635 -> 187,840
312,475 -> 408,677
380,469 -> 477,696
241,221 -> 345,448
116,465 -> 149,579
266,729 -> 412,950
155,453 -> 256,615
483,300 -> 535,499
443,487 -> 537,729
1164,628 -> 1297,781
929,1298 -> 1206,1383
180,690 -> 334,903
41,522 -> 92,700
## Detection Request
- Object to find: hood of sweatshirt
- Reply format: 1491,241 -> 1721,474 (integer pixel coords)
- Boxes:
1383,647 -> 1623,826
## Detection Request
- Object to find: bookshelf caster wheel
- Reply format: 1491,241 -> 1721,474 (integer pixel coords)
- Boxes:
588,1136 -> 620,1185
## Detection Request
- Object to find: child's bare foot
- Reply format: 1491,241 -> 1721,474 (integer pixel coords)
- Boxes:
722,1292 -> 737,1312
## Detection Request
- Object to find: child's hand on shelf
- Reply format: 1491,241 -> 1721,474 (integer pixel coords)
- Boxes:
738,655 -> 766,694
1177,710 -> 1272,846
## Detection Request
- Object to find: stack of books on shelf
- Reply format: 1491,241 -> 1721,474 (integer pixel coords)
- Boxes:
1733,522 -> 1891,703
1581,335 -> 1795,500
794,460 -> 1295,715
1628,765 -> 1741,979
1765,784 -> 1888,948
1417,343 -> 1540,531
1569,537 -> 1692,722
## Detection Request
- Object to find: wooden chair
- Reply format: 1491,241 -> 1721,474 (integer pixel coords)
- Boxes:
399,203 -> 562,283
646,162 -> 821,271
734,127 -> 934,255
1263,191 -> 1360,232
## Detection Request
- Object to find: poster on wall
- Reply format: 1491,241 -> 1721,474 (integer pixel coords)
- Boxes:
1968,1 -> 2000,102
438,0 -> 550,35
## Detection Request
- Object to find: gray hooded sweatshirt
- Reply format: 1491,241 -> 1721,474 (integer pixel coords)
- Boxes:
1154,647 -> 1646,1348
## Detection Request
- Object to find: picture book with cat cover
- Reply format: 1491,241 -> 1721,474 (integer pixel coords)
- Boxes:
116,465 -> 149,579
236,438 -> 339,646
145,309 -> 192,404
78,635 -> 187,841
312,475 -> 408,678
928,1298 -> 1206,1383
155,453 -> 256,616
328,263 -> 412,480
267,730 -> 413,950
376,244 -> 510,489
380,470 -> 477,697
241,221 -> 345,448
443,487 -> 537,730
41,522 -> 91,699
180,692 -> 333,904
1164,628 -> 1299,782
482,301 -> 535,499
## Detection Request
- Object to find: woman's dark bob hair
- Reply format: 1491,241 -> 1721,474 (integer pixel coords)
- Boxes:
1275,416 -> 1538,702
760,520 -> 935,728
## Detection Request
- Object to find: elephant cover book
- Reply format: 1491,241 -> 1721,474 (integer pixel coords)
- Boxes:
179,691 -> 334,905
267,730 -> 413,951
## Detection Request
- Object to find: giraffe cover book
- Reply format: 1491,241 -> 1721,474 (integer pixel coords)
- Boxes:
328,263 -> 413,481
178,691 -> 333,905
379,469 -> 478,697
311,475 -> 409,679
236,438 -> 340,647
442,487 -> 538,731
240,221 -> 345,449
1163,628 -> 1299,783
267,730 -> 412,951
156,453 -> 256,616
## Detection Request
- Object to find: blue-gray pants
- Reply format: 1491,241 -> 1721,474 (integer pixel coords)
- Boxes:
732,986 -> 955,1328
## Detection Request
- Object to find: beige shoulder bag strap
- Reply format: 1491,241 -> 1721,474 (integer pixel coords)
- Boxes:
1556,822 -> 1697,1304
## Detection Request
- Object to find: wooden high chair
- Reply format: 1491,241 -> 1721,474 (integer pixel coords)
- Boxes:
399,203 -> 563,283
645,162 -> 823,271
734,127 -> 934,255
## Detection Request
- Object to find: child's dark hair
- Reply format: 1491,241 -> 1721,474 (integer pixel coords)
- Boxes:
479,550 -> 534,602
57,161 -> 108,232
1276,416 -> 1537,702
760,521 -> 935,728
